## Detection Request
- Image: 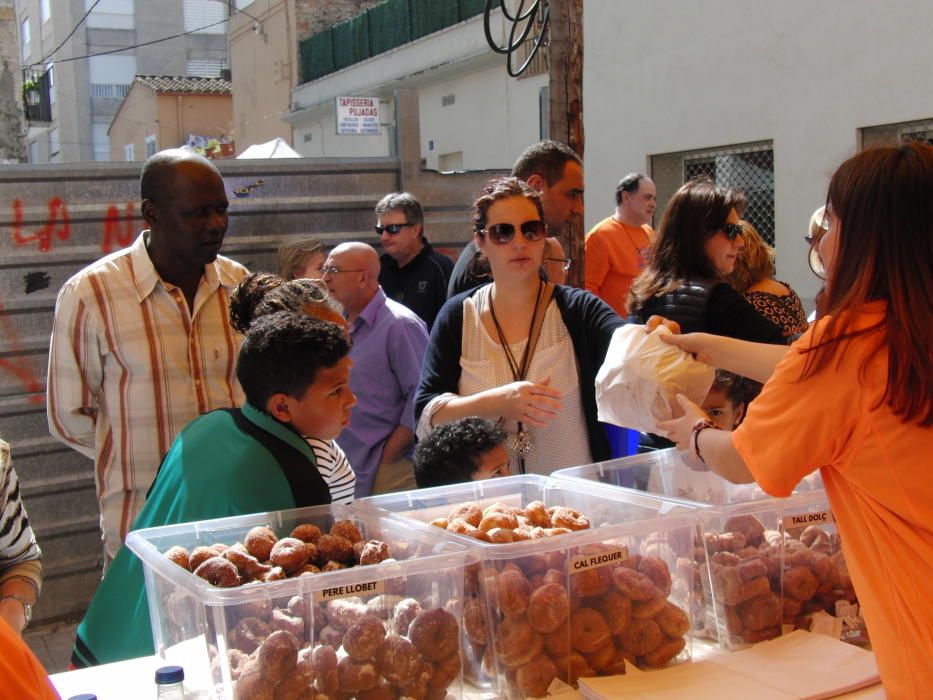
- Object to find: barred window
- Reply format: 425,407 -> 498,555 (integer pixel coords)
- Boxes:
651,141 -> 775,247
861,118 -> 933,148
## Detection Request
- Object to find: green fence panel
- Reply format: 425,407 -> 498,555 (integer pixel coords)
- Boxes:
300,30 -> 335,83
333,13 -> 371,70
458,0 -> 486,21
368,0 -> 411,56
410,0 -> 459,40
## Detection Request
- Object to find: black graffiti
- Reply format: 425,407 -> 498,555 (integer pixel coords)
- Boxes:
24,271 -> 51,294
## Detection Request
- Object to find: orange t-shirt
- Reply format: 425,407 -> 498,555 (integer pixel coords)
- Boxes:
0,617 -> 61,699
733,302 -> 933,700
584,216 -> 652,316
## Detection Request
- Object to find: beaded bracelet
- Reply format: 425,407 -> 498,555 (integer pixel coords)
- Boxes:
691,418 -> 718,465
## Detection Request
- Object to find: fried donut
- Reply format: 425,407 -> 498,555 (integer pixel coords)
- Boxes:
598,591 -> 632,635
297,564 -> 321,577
643,636 -> 686,668
655,603 -> 689,638
267,538 -> 309,573
495,569 -> 531,617
447,518 -> 481,538
830,551 -> 852,589
290,523 -> 322,544
618,618 -> 663,656
583,640 -> 616,671
736,557 -> 769,582
225,545 -> 273,579
712,565 -> 744,606
737,593 -> 782,631
521,500 -> 551,527
271,672 -> 313,700
631,594 -> 667,620
244,527 -> 278,561
744,625 -> 781,643
784,565 -> 819,601
194,556 -> 241,587
270,608 -> 304,638
316,534 -> 355,565
257,630 -> 300,684
409,609 -> 459,662
428,651 -> 461,689
571,608 -> 611,653
543,628 -> 571,658
611,567 -> 659,602
234,671 -> 275,700
516,654 -> 558,698
526,583 -> 570,634
318,624 -> 344,650
495,616 -> 535,664
478,511 -> 519,532
357,679 -> 396,700
189,545 -> 222,572
326,598 -> 367,631
463,597 -> 489,645
548,506 -> 590,531
553,652 -> 595,685
164,545 -> 190,570
337,656 -> 379,693
344,615 -> 387,660
637,557 -> 672,597
330,519 -> 363,544
376,634 -> 422,686
723,514 -> 765,547
572,567 -> 611,598
392,597 -> 423,636
447,503 -> 483,527
800,525 -> 831,552
231,616 -> 271,655
359,540 -> 391,565
502,630 -> 543,669
312,644 -> 339,694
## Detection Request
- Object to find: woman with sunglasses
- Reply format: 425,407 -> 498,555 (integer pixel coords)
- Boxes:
415,177 -> 623,475
628,177 -> 786,344
658,143 -> 933,699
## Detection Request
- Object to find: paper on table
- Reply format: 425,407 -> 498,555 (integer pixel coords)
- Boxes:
708,630 -> 880,700
578,662 -> 798,700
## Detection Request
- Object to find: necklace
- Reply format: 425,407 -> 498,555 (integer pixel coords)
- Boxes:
488,279 -> 545,465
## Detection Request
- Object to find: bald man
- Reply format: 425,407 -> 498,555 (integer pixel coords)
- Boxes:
322,243 -> 429,496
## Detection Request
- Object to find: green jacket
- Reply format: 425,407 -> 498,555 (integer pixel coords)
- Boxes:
73,404 -> 325,666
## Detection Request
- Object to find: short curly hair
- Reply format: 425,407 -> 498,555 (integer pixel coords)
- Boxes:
230,271 -> 345,333
413,418 -> 507,488
726,221 -> 775,294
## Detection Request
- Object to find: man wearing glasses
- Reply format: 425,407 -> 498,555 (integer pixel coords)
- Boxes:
376,192 -> 454,330
584,173 -> 656,316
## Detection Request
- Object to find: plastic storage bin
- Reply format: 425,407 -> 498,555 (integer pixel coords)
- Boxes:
553,449 -> 856,649
361,475 -> 702,699
125,503 -> 476,700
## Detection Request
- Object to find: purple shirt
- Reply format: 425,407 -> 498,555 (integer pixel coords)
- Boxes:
337,288 -> 429,497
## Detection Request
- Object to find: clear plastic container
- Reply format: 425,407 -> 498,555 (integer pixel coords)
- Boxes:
553,449 -> 856,649
126,503 -> 476,700
360,474 -> 702,699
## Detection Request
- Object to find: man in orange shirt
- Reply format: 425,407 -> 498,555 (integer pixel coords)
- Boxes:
584,173 -> 656,316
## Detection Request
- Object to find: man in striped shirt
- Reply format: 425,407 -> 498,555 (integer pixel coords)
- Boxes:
47,150 -> 248,561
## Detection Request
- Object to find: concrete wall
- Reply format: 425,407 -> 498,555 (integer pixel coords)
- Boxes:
583,0 -> 933,307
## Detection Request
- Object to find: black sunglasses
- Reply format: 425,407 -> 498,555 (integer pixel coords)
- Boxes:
722,223 -> 744,241
374,223 -> 414,235
480,220 -> 547,245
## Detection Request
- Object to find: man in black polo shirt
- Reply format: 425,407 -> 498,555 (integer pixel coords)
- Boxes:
376,192 -> 453,330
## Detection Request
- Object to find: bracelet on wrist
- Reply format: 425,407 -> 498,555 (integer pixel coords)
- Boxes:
691,418 -> 718,465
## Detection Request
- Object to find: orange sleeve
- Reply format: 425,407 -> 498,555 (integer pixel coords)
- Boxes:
732,325 -> 861,497
0,618 -> 61,699
584,228 -> 610,294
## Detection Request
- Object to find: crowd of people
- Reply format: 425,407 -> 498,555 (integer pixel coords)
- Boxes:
0,137 -> 928,699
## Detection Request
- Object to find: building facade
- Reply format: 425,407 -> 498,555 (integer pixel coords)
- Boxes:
15,0 -> 229,163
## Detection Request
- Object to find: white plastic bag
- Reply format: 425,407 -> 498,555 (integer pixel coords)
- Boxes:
595,324 -> 715,433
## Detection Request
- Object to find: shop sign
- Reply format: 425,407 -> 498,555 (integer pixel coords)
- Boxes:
335,96 -> 380,135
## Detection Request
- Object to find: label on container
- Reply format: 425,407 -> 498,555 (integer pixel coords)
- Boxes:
570,547 -> 628,574
313,579 -> 385,603
782,510 -> 834,529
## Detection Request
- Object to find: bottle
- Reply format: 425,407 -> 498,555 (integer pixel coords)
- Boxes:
66,695 -> 98,700
155,665 -> 186,699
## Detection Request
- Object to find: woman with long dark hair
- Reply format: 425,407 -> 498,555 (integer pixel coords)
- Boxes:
659,143 -> 933,699
628,178 -> 785,343
415,177 -> 622,475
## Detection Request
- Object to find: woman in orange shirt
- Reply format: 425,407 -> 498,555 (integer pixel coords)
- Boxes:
658,142 -> 933,700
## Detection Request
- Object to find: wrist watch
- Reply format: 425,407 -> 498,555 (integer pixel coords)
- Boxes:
1,594 -> 32,629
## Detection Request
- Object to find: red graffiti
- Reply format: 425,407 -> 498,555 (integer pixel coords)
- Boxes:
12,198 -> 71,252
0,299 -> 44,403
101,203 -> 138,254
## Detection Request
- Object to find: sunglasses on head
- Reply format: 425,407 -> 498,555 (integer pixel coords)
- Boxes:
722,223 -> 744,241
374,223 -> 413,235
480,220 -> 547,245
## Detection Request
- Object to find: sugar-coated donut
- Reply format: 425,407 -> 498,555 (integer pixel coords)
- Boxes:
526,583 -> 570,634
233,671 -> 275,700
643,636 -> 685,668
599,591 -> 632,635
543,628 -> 571,658
290,523 -> 322,544
611,567 -> 659,602
516,654 -> 558,697
495,616 -> 534,665
448,503 -> 483,527
356,679 -> 396,700
737,593 -> 782,631
571,608 -> 611,654
637,557 -> 672,597
553,652 -> 595,685
316,534 -> 356,565
548,506 -> 590,531
501,629 -> 542,670
270,608 -> 304,638
337,655 -> 379,693
258,566 -> 286,582
618,618 -> 663,656
723,514 -> 766,547
784,565 -> 819,601
244,527 -> 278,561
582,639 -> 616,671
655,602 -> 689,638
343,615 -> 387,660
272,671 -> 314,700
164,545 -> 190,570
318,624 -> 344,650
312,644 -> 339,694
224,545 -> 272,579
522,501 -> 552,527
257,629 -> 299,684
330,519 -> 364,544
495,569 -> 531,617
478,511 -> 519,532
409,609 -> 459,662
571,566 -> 611,598
392,597 -> 423,637
359,540 -> 391,565
463,597 -> 489,645
230,616 -> 270,655
189,545 -> 222,572
376,633 -> 423,686
194,556 -> 241,587
631,594 -> 667,620
269,537 -> 311,573
427,651 -> 461,689
326,597 -> 367,631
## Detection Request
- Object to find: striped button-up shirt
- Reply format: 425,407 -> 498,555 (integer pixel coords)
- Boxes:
47,232 -> 247,558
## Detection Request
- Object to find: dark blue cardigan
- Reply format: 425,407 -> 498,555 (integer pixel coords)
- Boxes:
414,284 -> 625,464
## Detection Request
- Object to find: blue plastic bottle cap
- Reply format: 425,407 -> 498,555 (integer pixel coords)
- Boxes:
155,665 -> 185,684
67,695 -> 98,700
